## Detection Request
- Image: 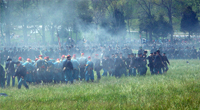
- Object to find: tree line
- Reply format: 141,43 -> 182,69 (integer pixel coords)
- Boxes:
0,0 -> 199,45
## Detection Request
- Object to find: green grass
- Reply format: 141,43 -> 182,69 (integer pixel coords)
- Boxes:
1,60 -> 200,109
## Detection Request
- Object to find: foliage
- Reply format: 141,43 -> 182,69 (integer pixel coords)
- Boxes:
0,0 -> 200,44
153,15 -> 173,39
181,6 -> 199,38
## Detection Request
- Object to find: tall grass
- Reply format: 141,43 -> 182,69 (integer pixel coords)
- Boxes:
1,60 -> 200,109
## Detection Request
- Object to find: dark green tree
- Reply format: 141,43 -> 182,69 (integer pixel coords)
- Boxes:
181,6 -> 199,39
139,15 -> 156,40
153,15 -> 173,40
112,9 -> 127,38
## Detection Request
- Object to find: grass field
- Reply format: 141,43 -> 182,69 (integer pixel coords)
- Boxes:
1,60 -> 200,109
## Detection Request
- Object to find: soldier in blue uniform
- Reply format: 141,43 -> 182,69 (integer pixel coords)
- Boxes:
63,55 -> 73,84
147,53 -> 155,75
136,53 -> 147,76
36,55 -> 47,83
22,58 -> 35,84
13,61 -> 29,89
45,56 -> 55,83
162,53 -> 170,73
85,56 -> 94,82
129,53 -> 136,76
60,55 -> 66,83
94,54 -> 102,80
5,57 -> 17,87
71,54 -> 79,82
79,53 -> 87,81
154,50 -> 164,74
54,58 -> 62,83
119,53 -> 127,76
0,64 -> 5,88
15,57 -> 24,82
114,53 -> 123,78
102,55 -> 109,76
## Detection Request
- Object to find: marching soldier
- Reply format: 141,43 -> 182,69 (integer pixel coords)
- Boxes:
136,53 -> 147,76
129,53 -> 136,76
54,58 -> 62,83
85,56 -> 94,82
147,53 -> 155,75
114,53 -> 123,78
13,61 -> 29,89
94,54 -> 102,80
154,50 -> 164,74
71,54 -> 80,82
0,64 -> 5,88
23,58 -> 35,84
162,53 -> 170,73
63,55 -> 73,84
45,56 -> 55,83
79,53 -> 87,81
36,55 -> 47,83
5,57 -> 17,87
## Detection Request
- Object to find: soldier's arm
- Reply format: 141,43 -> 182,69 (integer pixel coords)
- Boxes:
5,63 -> 8,70
166,57 -> 170,65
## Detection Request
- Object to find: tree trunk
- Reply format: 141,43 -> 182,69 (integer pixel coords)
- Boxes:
146,31 -> 148,40
5,0 -> 10,45
23,0 -> 28,44
42,21 -> 45,44
51,24 -> 55,44
149,30 -> 152,42
23,23 -> 27,44
168,6 -> 173,44
42,0 -> 45,44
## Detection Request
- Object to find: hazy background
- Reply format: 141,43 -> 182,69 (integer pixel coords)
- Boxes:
0,0 -> 199,46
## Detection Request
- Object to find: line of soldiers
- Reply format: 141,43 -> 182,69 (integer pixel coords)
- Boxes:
150,46 -> 200,59
0,48 -> 170,88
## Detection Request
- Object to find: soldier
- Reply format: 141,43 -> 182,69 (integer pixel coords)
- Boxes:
85,56 -> 94,82
63,55 -> 73,84
23,58 -> 35,84
79,53 -> 87,81
198,48 -> 200,60
129,53 -> 136,76
94,54 -> 102,80
5,57 -> 17,87
60,55 -> 66,83
54,58 -> 62,84
33,58 -> 38,84
162,53 -> 170,73
119,53 -> 127,76
138,47 -> 144,54
114,53 -> 122,78
0,64 -> 5,88
36,55 -> 47,83
192,46 -> 197,59
147,53 -> 155,75
108,54 -> 115,76
136,53 -> 147,76
143,51 -> 147,65
45,56 -> 54,83
13,61 -> 29,89
71,54 -> 79,82
126,54 -> 131,76
154,50 -> 164,74
18,57 -> 24,64
102,55 -> 109,76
